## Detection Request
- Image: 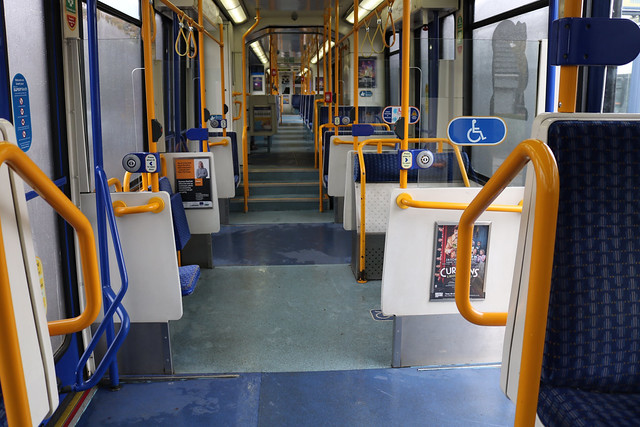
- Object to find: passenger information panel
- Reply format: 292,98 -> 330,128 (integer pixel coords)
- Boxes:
174,157 -> 213,209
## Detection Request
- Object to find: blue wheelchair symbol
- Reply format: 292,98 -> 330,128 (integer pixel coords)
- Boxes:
447,117 -> 507,145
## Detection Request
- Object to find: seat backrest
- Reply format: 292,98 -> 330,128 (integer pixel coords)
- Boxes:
354,151 -> 470,183
541,118 -> 640,393
501,113 -> 640,401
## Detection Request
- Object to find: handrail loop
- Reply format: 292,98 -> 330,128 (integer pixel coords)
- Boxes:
108,177 -> 123,192
112,197 -> 165,217
454,138 -> 559,427
73,168 -> 131,391
0,142 -> 106,426
0,143 -> 103,336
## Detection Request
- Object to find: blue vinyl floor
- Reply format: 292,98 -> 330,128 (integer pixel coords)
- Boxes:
78,367 -> 515,426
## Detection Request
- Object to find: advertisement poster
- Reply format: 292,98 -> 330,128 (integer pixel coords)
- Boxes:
253,106 -> 272,131
430,222 -> 490,300
174,158 -> 213,209
252,75 -> 263,92
358,57 -> 376,88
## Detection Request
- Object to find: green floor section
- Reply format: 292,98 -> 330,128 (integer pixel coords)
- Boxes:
170,265 -> 392,373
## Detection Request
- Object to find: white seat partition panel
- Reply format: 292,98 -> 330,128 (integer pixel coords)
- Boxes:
209,137 -> 235,199
0,120 -> 58,424
81,191 -> 183,322
381,186 -> 524,317
162,152 -> 220,233
327,135 -> 394,197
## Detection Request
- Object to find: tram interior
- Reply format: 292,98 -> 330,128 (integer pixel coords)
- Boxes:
1,0 -> 640,426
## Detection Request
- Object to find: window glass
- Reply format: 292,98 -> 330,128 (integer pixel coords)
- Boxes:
471,7 -> 548,182
101,0 -> 140,20
82,5 -> 145,182
474,0 -> 538,23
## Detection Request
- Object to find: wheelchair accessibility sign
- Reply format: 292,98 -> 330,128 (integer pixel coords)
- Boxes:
447,117 -> 507,146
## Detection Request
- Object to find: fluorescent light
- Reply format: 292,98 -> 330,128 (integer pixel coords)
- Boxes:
220,0 -> 247,24
310,41 -> 336,64
250,41 -> 269,65
345,0 -> 385,24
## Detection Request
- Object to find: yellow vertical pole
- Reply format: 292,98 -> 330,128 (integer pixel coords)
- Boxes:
219,23 -> 227,138
557,0 -> 583,112
198,0 -> 208,152
334,0 -> 339,136
399,0 -> 411,188
242,10 -> 260,213
141,0 -> 159,191
323,11 -> 328,98
353,0 -> 359,124
0,236 -> 32,426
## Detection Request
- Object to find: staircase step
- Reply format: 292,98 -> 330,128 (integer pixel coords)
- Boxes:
247,167 -> 318,182
230,194 -> 328,212
238,181 -> 320,197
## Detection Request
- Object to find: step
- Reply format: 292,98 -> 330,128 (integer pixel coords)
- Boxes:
238,181 -> 320,197
246,167 -> 318,182
230,194 -> 328,212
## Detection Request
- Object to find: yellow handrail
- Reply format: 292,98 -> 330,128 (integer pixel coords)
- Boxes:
454,138 -> 559,426
122,171 -> 149,192
218,23 -> 227,137
208,139 -> 229,147
314,98 -> 325,168
242,10 -> 261,212
396,192 -> 523,213
0,143 -> 103,426
112,197 -> 165,217
233,100 -> 242,121
107,177 -> 122,192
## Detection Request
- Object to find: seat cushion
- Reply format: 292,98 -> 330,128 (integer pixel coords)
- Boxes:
538,383 -> 640,427
179,264 -> 200,296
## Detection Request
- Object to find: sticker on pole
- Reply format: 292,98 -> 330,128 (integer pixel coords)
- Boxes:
382,106 -> 420,125
447,117 -> 507,146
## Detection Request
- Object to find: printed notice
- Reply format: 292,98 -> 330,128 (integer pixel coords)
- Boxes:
430,222 -> 490,301
174,157 -> 213,209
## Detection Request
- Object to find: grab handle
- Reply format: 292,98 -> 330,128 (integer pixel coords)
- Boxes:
112,197 -> 165,217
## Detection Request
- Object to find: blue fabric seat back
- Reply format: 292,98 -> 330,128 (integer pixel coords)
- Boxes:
170,192 -> 191,252
354,151 -> 470,184
541,121 -> 640,393
159,176 -> 173,195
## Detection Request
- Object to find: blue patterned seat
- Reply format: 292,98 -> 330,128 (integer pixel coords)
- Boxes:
159,177 -> 200,297
537,120 -> 640,426
354,151 -> 470,183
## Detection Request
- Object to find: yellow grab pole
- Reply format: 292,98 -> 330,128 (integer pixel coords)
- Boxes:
557,0 -> 583,112
242,10 -> 260,212
454,139 -> 559,427
353,0 -> 359,124
0,229 -> 31,426
141,0 -> 159,192
198,0 -> 208,152
219,23 -> 227,137
400,0 -> 411,188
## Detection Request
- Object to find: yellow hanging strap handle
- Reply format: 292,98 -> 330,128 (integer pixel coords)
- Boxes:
372,10 -> 386,54
175,12 -> 197,60
383,1 -> 396,48
360,17 -> 375,57
186,24 -> 197,59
